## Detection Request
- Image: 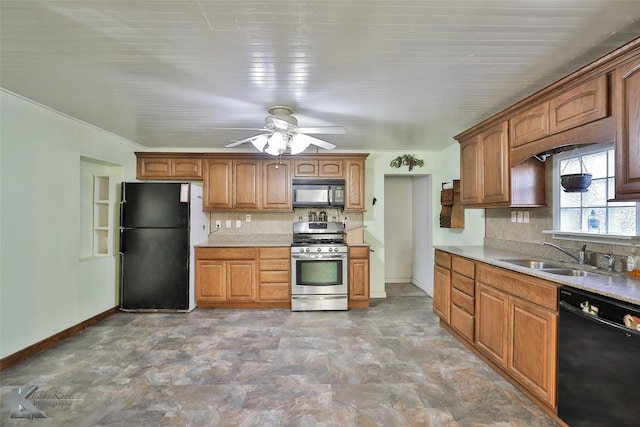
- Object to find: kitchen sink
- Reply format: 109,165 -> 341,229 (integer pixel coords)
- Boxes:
540,268 -> 596,277
500,259 -> 563,269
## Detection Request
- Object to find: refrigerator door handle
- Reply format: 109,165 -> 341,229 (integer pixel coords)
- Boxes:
119,251 -> 125,308
119,229 -> 125,253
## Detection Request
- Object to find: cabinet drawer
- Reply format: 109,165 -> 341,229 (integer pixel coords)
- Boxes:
196,247 -> 257,260
259,270 -> 289,283
259,283 -> 290,302
435,250 -> 452,269
452,272 -> 475,297
349,246 -> 370,258
450,304 -> 474,342
260,259 -> 290,271
452,256 -> 475,278
260,247 -> 290,259
452,288 -> 474,314
477,263 -> 558,310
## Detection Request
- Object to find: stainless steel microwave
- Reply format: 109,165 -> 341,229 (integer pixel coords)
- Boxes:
292,179 -> 345,208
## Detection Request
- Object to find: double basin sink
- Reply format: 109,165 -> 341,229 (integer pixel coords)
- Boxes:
500,259 -> 599,277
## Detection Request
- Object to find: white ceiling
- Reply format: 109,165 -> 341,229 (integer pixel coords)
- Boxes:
2,1 -> 639,153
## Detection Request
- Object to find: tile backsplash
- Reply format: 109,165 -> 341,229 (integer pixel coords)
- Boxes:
207,208 -> 363,237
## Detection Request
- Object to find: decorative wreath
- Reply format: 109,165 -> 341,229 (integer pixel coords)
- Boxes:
390,154 -> 424,171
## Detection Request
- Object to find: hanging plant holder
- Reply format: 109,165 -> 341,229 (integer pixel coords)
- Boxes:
561,152 -> 592,192
390,154 -> 424,171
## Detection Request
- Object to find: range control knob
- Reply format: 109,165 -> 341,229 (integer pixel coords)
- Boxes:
334,247 -> 339,252
328,247 -> 333,252
305,248 -> 311,253
316,247 -> 322,253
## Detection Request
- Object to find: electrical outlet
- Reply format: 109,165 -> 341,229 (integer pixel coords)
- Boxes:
225,220 -> 231,228
236,220 -> 242,228
215,220 -> 221,229
246,214 -> 251,223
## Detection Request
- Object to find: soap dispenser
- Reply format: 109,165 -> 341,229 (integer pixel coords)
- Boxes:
588,210 -> 600,233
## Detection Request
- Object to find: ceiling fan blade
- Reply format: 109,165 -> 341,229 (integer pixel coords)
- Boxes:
214,127 -> 268,131
225,133 -> 270,147
294,133 -> 336,151
297,126 -> 347,135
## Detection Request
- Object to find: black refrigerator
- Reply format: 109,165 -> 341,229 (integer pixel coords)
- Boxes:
119,182 -> 208,311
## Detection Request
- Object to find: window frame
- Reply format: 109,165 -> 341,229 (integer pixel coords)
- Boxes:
551,143 -> 640,239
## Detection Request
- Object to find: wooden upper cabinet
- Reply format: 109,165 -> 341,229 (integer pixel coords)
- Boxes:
344,158 -> 365,211
233,159 -> 260,209
549,74 -> 608,134
262,159 -> 292,210
460,122 -> 509,206
137,155 -> 202,179
293,159 -> 343,177
460,137 -> 481,205
509,102 -> 550,148
480,121 -> 510,205
614,54 -> 640,200
203,159 -> 232,209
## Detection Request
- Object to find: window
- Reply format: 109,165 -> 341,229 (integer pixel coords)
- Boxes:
555,145 -> 638,236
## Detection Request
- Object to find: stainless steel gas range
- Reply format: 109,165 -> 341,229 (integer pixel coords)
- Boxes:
291,221 -> 348,311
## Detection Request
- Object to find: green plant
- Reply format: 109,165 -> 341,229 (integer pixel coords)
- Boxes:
390,154 -> 424,171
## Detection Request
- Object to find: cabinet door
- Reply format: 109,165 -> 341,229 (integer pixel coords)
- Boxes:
319,160 -> 343,177
349,251 -> 370,302
475,283 -> 509,368
138,157 -> 171,178
227,260 -> 256,301
203,159 -> 232,209
509,102 -> 550,148
460,137 -> 481,205
508,297 -> 557,408
433,264 -> 451,322
345,159 -> 365,211
614,55 -> 640,200
171,158 -> 202,179
262,159 -> 291,210
293,160 -> 319,177
480,121 -> 510,204
196,260 -> 226,302
549,74 -> 608,134
233,160 -> 260,209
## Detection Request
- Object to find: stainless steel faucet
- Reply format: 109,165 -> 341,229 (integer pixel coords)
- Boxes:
542,242 -> 587,264
602,254 -> 615,271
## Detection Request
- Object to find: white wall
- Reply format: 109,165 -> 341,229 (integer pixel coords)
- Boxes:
0,90 -> 139,358
384,176 -> 414,283
412,176 -> 432,294
364,146 -> 484,298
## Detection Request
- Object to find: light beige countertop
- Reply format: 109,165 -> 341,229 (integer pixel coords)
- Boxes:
195,234 -> 292,247
436,245 -> 640,306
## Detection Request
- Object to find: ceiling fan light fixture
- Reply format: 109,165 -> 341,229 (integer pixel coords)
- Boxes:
289,134 -> 310,154
264,132 -> 287,156
250,134 -> 269,151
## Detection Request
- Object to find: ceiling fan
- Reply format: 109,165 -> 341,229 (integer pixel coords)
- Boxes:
223,106 -> 346,155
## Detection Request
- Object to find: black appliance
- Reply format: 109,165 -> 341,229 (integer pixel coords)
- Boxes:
292,179 -> 345,208
558,286 -> 640,426
119,182 -> 207,311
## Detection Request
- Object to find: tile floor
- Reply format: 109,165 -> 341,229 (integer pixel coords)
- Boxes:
1,284 -> 558,426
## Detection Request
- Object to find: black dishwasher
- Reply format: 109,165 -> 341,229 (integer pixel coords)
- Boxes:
558,286 -> 640,426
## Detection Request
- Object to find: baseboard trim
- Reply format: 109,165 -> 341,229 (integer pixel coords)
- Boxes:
0,306 -> 118,371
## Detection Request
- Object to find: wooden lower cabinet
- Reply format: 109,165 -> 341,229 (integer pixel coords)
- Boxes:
258,247 -> 291,306
196,247 -> 258,308
436,251 -> 559,413
476,264 -> 558,409
196,246 -> 292,308
348,246 -> 370,308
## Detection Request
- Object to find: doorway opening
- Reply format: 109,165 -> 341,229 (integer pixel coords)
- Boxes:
383,175 -> 433,296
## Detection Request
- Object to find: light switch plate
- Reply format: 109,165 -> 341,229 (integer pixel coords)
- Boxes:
511,211 -> 517,223
517,212 -> 524,223
236,220 -> 242,228
225,220 -> 231,228
523,211 -> 530,223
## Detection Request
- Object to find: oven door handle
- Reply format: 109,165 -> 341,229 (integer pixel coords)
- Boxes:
291,254 -> 347,260
291,295 -> 347,300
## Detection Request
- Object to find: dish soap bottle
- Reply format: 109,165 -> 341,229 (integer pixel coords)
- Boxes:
588,210 -> 600,233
